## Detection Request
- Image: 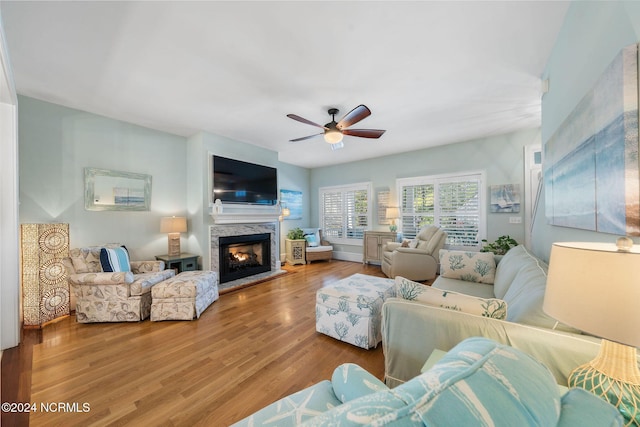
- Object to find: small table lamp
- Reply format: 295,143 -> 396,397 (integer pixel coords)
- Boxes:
386,207 -> 399,232
280,203 -> 290,222
160,216 -> 187,257
544,239 -> 640,426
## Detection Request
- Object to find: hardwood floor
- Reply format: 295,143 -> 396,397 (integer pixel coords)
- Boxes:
2,261 -> 388,426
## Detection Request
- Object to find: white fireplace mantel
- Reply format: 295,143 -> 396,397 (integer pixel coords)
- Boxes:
209,200 -> 281,224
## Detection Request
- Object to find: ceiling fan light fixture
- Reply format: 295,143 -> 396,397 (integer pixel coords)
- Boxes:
324,130 -> 344,144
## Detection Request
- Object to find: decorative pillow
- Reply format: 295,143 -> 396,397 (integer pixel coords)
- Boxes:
401,240 -> 410,248
395,276 -> 507,319
439,249 -> 496,284
408,239 -> 419,249
304,233 -> 319,247
100,246 -> 131,272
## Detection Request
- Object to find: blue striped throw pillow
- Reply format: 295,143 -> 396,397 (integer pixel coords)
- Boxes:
100,247 -> 131,272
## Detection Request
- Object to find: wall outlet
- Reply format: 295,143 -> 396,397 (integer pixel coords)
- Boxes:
509,216 -> 522,224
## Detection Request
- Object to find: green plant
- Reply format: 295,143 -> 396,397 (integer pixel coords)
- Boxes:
480,235 -> 518,255
287,227 -> 305,240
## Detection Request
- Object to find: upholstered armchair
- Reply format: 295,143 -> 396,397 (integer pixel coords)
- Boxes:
381,225 -> 447,281
63,244 -> 175,323
300,228 -> 333,263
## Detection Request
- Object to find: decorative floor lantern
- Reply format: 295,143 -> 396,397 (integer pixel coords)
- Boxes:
21,223 -> 70,327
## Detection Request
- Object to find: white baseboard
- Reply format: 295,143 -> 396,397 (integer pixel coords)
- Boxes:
331,250 -> 364,263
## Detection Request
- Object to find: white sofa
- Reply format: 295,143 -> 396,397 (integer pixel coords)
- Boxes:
381,245 -> 614,387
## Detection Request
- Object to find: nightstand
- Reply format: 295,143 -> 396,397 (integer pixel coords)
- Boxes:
155,253 -> 199,273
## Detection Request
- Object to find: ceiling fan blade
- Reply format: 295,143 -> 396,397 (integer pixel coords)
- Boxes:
337,105 -> 371,129
290,133 -> 323,142
287,114 -> 328,130
342,129 -> 386,139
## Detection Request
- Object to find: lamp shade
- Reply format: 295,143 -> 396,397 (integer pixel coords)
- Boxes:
544,241 -> 640,348
324,130 -> 343,144
160,216 -> 187,233
385,207 -> 400,219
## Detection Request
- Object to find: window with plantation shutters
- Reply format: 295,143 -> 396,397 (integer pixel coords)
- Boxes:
320,183 -> 372,245
397,171 -> 485,250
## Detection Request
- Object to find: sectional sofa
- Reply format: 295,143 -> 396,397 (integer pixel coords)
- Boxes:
382,245 -> 608,387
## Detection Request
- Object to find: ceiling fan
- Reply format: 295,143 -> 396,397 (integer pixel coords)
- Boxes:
287,105 -> 386,150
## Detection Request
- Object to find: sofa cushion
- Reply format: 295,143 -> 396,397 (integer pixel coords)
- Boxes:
100,246 -> 131,272
432,276 -> 496,299
501,257 -> 579,332
493,244 -> 529,299
396,276 -> 507,320
439,249 -> 496,284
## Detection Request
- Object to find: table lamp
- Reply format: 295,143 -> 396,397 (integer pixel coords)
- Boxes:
160,216 -> 187,257
544,239 -> 640,426
280,203 -> 290,222
386,207 -> 399,232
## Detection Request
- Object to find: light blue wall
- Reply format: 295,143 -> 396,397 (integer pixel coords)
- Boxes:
534,1 -> 640,261
310,128 -> 540,259
18,96 -> 187,261
18,95 -> 535,266
17,96 -> 309,264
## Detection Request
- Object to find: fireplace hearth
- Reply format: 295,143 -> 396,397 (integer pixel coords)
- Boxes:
219,233 -> 271,283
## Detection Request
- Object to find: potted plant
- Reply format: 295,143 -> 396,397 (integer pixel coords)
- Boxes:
480,235 -> 518,255
287,227 -> 305,240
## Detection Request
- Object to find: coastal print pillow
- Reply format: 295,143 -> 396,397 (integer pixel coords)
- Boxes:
99,246 -> 131,272
395,276 -> 507,320
439,249 -> 496,284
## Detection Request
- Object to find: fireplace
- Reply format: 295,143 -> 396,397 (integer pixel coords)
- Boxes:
219,233 -> 271,283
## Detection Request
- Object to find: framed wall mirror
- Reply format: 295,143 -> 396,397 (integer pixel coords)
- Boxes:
84,167 -> 152,211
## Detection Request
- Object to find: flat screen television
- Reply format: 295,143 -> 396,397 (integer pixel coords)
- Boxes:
212,155 -> 278,205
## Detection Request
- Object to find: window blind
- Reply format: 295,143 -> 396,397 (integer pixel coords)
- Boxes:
397,172 -> 485,249
320,183 -> 371,244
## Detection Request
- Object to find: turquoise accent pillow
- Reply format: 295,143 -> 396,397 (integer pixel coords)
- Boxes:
305,234 -> 319,247
100,246 -> 131,272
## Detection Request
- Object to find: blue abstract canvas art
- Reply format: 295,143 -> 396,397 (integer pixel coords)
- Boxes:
544,44 -> 640,236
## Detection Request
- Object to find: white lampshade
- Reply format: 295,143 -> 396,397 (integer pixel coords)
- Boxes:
544,241 -> 640,348
160,216 -> 187,234
385,207 -> 400,220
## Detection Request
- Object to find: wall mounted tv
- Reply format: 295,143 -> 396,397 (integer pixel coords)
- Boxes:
212,155 -> 278,205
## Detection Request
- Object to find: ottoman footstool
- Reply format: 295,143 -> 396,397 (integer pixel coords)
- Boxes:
151,271 -> 219,321
315,273 -> 396,349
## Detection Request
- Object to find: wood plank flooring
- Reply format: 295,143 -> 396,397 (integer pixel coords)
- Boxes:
2,261 -> 388,426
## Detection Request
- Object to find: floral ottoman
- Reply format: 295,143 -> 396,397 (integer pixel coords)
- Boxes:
150,271 -> 219,321
315,274 -> 396,349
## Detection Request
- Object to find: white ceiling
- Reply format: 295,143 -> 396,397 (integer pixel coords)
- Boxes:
1,1 -> 569,168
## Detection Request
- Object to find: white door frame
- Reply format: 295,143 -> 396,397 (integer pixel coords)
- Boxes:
524,144 -> 542,250
0,8 -> 21,350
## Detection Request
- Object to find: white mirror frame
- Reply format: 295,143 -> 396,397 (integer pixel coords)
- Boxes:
84,167 -> 152,211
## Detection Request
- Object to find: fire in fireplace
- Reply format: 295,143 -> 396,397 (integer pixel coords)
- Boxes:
219,233 -> 271,283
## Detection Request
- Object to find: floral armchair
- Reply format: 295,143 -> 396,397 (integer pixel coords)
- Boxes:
63,244 -> 175,323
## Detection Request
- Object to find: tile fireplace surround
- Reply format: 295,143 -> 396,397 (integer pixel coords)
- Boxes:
209,201 -> 285,290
